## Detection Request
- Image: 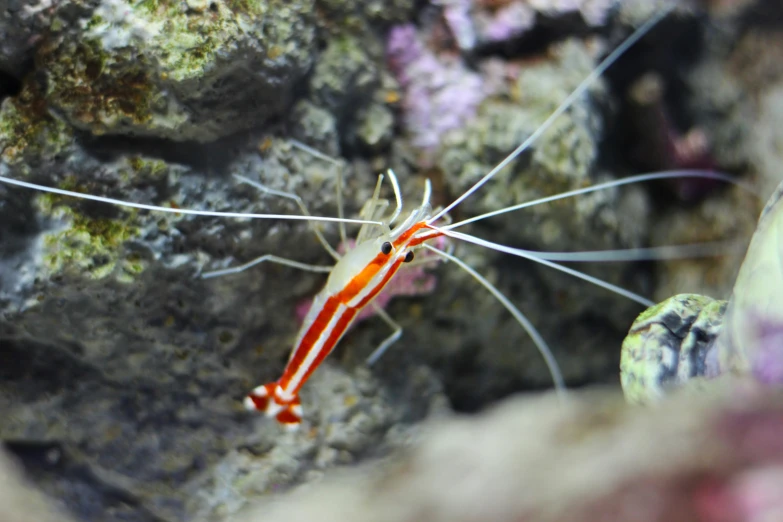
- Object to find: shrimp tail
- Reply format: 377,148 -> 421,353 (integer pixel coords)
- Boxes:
243,382 -> 303,430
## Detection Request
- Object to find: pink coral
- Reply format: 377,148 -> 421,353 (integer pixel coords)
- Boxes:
695,467 -> 783,522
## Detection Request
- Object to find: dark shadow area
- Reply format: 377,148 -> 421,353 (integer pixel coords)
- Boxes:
0,337 -> 102,401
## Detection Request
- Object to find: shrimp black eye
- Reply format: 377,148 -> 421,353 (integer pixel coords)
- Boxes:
403,251 -> 414,263
381,242 -> 392,255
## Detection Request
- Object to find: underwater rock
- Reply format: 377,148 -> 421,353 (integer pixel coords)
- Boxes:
0,0 -> 60,77
620,293 -> 727,404
314,0 -> 415,31
0,121 -> 447,521
37,0 -> 317,142
310,36 -> 381,122
0,314 -> 448,521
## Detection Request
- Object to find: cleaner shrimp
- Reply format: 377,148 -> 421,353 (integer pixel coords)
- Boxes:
0,3 -> 755,430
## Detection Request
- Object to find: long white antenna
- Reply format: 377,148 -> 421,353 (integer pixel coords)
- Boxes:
427,4 -> 676,225
386,169 -> 404,225
521,241 -> 741,263
443,170 -> 760,230
0,175 -> 382,226
434,227 -> 655,307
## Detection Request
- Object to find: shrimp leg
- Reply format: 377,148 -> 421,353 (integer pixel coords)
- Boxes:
232,174 -> 341,261
366,304 -> 403,366
200,255 -> 332,279
201,161 -> 348,279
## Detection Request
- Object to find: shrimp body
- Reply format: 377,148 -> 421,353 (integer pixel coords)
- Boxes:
244,194 -> 442,429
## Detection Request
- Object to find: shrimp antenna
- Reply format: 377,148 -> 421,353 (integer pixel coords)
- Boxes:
431,226 -> 655,307
522,240 -> 743,263
442,170 -> 761,231
386,169 -> 403,225
0,175 -> 382,226
289,138 -> 350,244
427,4 -> 676,225
423,244 -> 567,397
422,177 -> 432,207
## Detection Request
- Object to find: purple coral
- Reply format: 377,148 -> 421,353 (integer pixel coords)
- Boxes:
474,2 -> 537,42
473,0 -> 615,43
387,24 -> 486,156
730,467 -> 783,522
386,0 -> 617,159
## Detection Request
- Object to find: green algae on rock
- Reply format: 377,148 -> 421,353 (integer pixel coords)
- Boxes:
33,176 -> 144,281
315,0 -> 415,34
0,82 -> 75,170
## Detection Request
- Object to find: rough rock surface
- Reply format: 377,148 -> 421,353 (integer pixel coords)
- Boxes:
0,0 -> 777,520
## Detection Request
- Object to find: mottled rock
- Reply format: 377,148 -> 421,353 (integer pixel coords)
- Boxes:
354,102 -> 394,153
315,0 -> 415,31
0,81 -> 76,170
0,0 -> 61,76
435,38 -> 616,246
620,293 -> 726,404
310,36 -> 380,121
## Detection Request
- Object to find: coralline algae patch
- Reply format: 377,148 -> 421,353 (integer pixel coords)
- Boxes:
34,182 -> 143,281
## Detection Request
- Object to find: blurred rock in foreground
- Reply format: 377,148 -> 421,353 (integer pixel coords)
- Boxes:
235,384 -> 783,522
